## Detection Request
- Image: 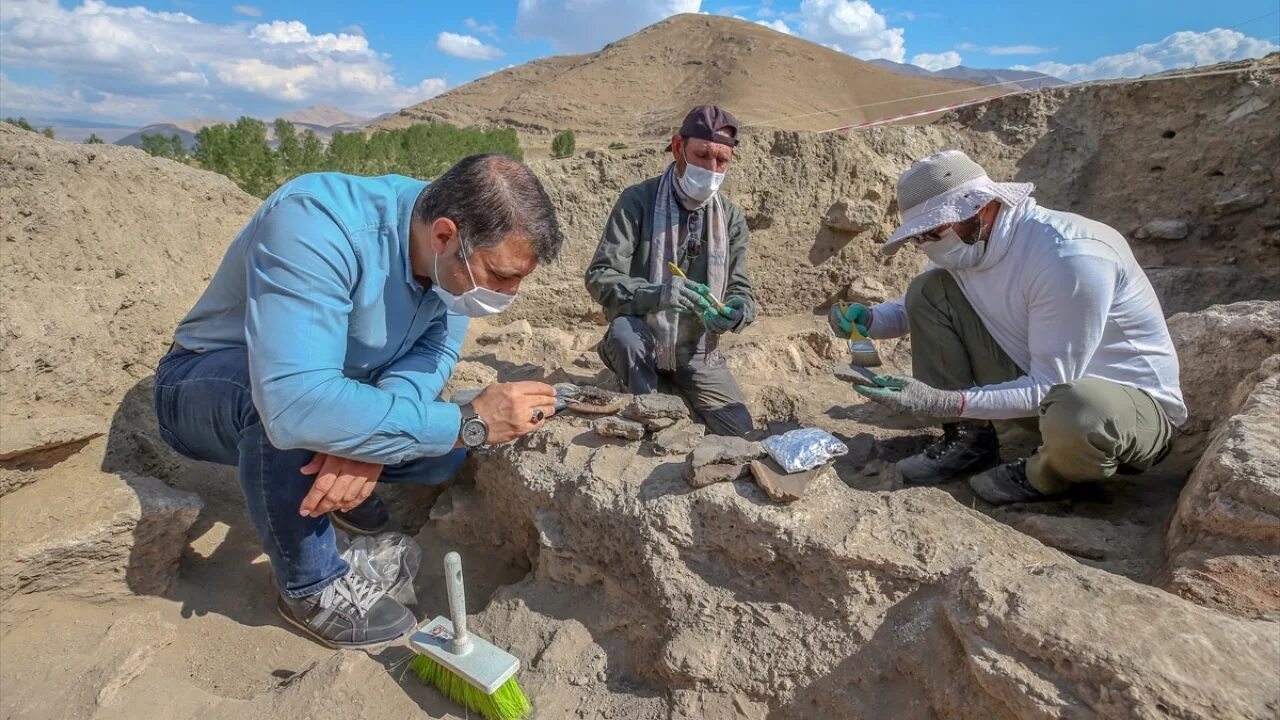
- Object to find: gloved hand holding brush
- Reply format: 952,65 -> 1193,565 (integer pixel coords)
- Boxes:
659,276 -> 713,314
853,374 -> 965,418
702,296 -> 747,334
828,302 -> 872,338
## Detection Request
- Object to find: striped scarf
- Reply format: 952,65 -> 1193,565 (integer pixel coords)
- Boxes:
646,163 -> 729,371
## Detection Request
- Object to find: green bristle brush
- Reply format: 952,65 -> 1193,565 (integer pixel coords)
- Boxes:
410,551 -> 531,720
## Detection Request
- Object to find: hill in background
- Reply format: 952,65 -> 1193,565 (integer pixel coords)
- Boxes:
869,58 -> 1066,90
115,105 -> 371,150
374,14 -> 994,143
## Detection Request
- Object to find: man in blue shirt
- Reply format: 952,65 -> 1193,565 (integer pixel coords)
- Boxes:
154,154 -> 564,648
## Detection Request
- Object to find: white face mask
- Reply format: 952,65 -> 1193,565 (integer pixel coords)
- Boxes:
431,239 -> 516,318
675,148 -> 725,204
920,219 -> 987,270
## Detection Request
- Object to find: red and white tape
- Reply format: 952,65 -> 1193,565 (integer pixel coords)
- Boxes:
821,91 -> 1024,134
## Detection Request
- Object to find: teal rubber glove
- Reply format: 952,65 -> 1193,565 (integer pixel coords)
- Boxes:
702,296 -> 746,334
828,302 -> 871,338
660,277 -> 712,314
852,374 -> 964,418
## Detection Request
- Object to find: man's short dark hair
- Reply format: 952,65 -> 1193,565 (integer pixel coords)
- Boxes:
416,154 -> 563,263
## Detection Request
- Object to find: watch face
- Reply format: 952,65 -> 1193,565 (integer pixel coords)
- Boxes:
461,418 -> 487,447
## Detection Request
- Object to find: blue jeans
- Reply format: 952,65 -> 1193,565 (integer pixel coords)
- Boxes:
153,347 -> 466,598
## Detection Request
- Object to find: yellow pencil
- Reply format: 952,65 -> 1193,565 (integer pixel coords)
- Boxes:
666,262 -> 726,310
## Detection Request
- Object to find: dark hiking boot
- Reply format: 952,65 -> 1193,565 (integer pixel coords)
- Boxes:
969,458 -> 1059,504
897,422 -> 1000,485
276,567 -> 415,649
331,492 -> 391,536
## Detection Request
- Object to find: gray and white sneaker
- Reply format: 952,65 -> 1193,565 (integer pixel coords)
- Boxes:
898,422 -> 1000,485
277,567 -> 416,649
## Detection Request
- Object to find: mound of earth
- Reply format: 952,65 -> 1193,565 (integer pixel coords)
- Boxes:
0,123 -> 258,426
374,14 -> 989,143
1,58 -> 1279,720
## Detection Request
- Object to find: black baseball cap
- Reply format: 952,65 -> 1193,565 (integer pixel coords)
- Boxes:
665,105 -> 740,151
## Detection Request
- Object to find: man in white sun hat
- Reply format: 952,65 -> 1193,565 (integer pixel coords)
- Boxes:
828,149 -> 1186,504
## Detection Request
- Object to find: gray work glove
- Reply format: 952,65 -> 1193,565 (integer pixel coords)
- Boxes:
853,375 -> 964,418
659,276 -> 713,314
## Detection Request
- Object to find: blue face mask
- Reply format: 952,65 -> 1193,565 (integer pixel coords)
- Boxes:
431,237 -> 516,317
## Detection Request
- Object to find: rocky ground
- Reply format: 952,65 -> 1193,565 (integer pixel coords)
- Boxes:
1,59 -> 1278,720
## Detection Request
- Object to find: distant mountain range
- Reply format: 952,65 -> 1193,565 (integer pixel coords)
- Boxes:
113,105 -> 371,150
868,59 -> 1067,91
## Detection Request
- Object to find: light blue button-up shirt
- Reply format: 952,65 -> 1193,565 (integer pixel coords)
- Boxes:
174,172 -> 467,465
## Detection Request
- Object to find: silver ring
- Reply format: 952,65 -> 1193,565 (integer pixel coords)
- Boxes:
532,408 -> 545,423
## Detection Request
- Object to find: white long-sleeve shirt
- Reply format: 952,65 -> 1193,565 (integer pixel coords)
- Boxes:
868,199 -> 1187,426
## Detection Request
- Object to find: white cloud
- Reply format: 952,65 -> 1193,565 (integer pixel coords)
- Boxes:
516,0 -> 701,54
910,50 -> 961,71
798,0 -> 905,62
0,0 -> 447,123
1013,28 -> 1278,83
731,14 -> 793,35
437,32 -> 505,61
757,18 -> 793,34
465,17 -> 499,40
232,4 -> 260,17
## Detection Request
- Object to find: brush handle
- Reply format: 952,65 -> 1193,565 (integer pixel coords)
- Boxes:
444,551 -> 473,653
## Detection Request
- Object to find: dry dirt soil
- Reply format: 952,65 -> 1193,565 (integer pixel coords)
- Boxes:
1,56 -> 1278,720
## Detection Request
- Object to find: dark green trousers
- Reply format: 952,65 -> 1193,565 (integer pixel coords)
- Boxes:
905,270 -> 1174,493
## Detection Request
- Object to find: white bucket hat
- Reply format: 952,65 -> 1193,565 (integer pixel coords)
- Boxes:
881,149 -> 1034,256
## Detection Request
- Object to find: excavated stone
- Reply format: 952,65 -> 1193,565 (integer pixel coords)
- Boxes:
823,199 -> 877,234
0,414 -> 106,461
565,386 -> 629,415
0,470 -> 203,600
1214,190 -> 1267,215
653,422 -> 705,456
843,275 -> 890,305
643,415 -> 678,431
1167,300 -> 1280,433
430,422 -> 1280,719
749,458 -> 824,502
684,436 -> 764,488
622,393 -> 689,423
476,318 -> 534,345
593,416 -> 645,441
1160,359 -> 1280,618
1135,218 -> 1190,240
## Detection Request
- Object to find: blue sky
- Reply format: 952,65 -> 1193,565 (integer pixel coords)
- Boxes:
1,0 -> 1276,125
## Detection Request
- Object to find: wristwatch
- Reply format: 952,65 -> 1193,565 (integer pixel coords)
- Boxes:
458,403 -> 489,448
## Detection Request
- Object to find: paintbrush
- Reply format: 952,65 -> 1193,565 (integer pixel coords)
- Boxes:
836,301 -> 882,368
666,261 -> 726,311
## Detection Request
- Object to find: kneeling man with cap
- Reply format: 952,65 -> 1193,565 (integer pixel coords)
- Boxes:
584,105 -> 757,437
829,150 -> 1186,503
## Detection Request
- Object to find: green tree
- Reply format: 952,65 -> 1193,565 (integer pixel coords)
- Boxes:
84,133 -> 105,144
326,130 -> 368,175
4,117 -> 35,131
273,118 -> 302,181
41,127 -> 55,139
297,129 -> 325,175
140,133 -> 187,161
551,129 -> 575,159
